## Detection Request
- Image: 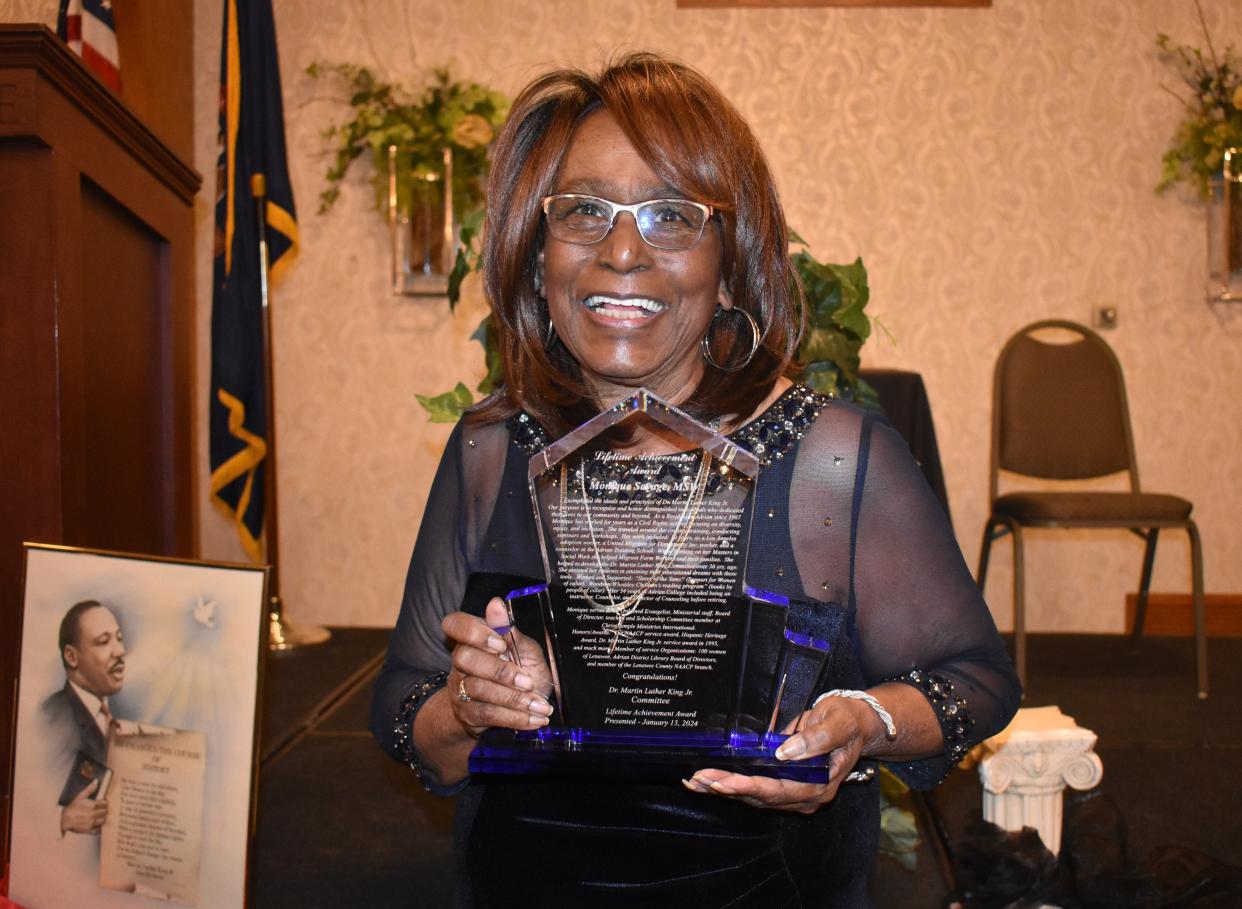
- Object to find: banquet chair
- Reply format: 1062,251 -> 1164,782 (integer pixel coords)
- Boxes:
975,320 -> 1207,697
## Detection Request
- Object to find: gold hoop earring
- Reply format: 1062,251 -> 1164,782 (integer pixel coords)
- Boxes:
545,317 -> 557,348
701,306 -> 760,372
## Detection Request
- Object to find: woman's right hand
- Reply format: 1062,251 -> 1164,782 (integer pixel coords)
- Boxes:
440,598 -> 555,739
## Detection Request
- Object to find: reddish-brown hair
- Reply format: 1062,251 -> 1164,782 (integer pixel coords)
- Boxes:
472,52 -> 801,435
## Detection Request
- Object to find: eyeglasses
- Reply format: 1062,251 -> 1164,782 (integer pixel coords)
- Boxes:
541,193 -> 714,251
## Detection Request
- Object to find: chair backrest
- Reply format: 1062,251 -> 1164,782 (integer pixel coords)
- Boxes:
989,320 -> 1140,501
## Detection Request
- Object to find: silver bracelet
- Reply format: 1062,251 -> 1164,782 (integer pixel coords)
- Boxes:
812,689 -> 897,783
813,689 -> 897,740
812,689 -> 897,739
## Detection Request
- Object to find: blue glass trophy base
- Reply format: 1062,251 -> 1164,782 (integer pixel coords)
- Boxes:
468,726 -> 832,783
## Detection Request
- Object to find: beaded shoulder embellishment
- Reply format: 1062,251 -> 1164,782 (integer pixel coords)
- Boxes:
508,411 -> 550,455
728,384 -> 832,466
507,384 -> 832,464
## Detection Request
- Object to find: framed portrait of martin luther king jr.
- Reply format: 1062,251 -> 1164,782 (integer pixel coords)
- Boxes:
6,544 -> 269,909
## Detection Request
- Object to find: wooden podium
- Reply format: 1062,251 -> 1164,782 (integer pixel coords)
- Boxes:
0,25 -> 200,856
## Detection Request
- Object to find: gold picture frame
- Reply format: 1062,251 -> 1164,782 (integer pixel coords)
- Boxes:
677,1 -> 990,8
5,543 -> 269,908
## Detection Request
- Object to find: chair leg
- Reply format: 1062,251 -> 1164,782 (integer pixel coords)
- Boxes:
1187,521 -> 1208,699
977,520 -> 997,590
1010,522 -> 1026,694
1130,529 -> 1159,651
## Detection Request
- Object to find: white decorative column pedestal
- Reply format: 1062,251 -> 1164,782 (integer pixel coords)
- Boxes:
977,706 -> 1103,855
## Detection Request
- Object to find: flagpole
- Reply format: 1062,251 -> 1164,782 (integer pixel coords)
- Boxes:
252,173 -> 330,651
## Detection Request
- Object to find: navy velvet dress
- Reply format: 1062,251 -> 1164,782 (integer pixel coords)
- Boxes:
372,387 -> 1021,907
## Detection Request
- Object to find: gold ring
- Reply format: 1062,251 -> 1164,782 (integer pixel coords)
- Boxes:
457,678 -> 472,702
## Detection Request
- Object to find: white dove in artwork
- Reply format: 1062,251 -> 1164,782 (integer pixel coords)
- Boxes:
192,595 -> 217,629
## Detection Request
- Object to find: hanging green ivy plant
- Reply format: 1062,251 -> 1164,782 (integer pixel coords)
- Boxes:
1155,3 -> 1242,196
308,60 -> 508,277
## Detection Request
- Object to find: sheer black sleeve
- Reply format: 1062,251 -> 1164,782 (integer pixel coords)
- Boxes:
851,415 -> 1021,787
369,419 -> 508,794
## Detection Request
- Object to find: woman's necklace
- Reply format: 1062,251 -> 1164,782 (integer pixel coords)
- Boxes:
562,451 -> 713,654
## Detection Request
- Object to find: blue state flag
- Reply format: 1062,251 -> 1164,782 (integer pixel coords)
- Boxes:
210,0 -> 298,561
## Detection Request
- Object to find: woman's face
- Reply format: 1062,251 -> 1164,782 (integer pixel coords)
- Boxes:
540,110 -> 729,405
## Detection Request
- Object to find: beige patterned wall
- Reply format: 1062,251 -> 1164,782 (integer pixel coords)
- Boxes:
1,3 -> 50,25
176,0 -> 1237,631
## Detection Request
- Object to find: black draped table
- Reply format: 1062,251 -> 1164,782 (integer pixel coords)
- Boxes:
861,368 -> 952,528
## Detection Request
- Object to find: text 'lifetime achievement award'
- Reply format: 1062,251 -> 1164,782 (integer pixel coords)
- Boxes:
469,390 -> 832,782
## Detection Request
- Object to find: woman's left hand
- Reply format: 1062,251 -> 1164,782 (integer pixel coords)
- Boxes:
683,695 -> 883,814
682,769 -> 839,814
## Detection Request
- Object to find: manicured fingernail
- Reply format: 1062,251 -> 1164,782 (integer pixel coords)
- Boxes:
514,672 -> 533,690
709,780 -> 735,794
529,714 -> 549,726
776,738 -> 805,760
486,635 -> 506,652
528,697 -> 553,715
682,778 -> 708,792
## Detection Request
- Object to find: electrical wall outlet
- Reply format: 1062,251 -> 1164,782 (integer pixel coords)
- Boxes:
1093,305 -> 1119,329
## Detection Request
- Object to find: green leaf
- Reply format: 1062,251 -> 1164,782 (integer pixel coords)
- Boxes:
415,383 -> 474,423
825,258 -> 872,340
316,186 -> 340,215
790,240 -> 880,407
802,328 -> 860,381
475,315 -> 503,396
447,210 -> 488,306
460,206 -> 486,239
447,249 -> 470,307
849,376 -> 882,411
803,363 -> 843,398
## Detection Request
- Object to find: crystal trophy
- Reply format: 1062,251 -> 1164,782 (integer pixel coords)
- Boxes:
468,389 -> 831,782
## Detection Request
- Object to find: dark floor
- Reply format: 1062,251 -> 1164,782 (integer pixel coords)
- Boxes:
249,632 -> 1241,908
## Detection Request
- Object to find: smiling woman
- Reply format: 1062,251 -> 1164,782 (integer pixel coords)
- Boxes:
371,52 -> 1020,909
476,53 -> 801,436
539,109 -> 731,407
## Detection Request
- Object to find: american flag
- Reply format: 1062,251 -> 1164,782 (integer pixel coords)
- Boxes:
56,0 -> 121,93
